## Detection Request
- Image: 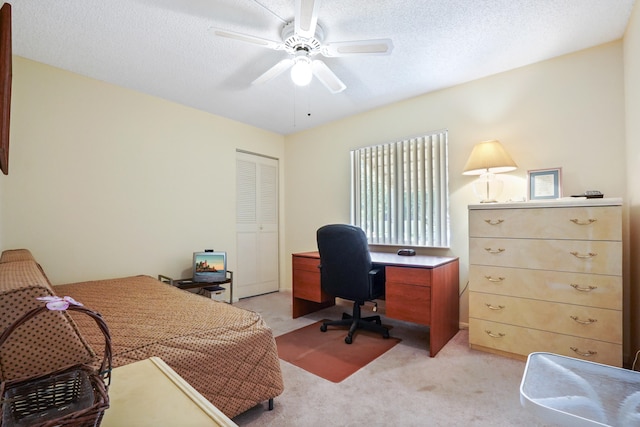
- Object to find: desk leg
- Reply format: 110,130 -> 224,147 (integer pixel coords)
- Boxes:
429,259 -> 460,357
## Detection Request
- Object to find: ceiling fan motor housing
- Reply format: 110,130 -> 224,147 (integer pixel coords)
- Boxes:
282,21 -> 323,56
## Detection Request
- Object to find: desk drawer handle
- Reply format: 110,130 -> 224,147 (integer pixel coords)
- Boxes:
570,283 -> 597,292
570,218 -> 597,225
484,275 -> 505,283
485,303 -> 505,311
570,316 -> 597,325
484,248 -> 505,254
570,347 -> 597,357
484,219 -> 504,225
484,330 -> 505,338
570,251 -> 597,259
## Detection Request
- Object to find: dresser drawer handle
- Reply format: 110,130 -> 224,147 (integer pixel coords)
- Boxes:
485,303 -> 505,311
570,284 -> 597,292
484,248 -> 505,254
570,347 -> 597,357
484,219 -> 504,225
484,330 -> 505,338
570,251 -> 597,259
570,316 -> 597,325
484,275 -> 505,283
569,218 -> 597,225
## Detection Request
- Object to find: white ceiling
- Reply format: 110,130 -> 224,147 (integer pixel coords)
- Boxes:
9,0 -> 637,135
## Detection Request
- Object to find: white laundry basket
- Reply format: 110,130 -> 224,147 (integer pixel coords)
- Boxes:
520,352 -> 640,426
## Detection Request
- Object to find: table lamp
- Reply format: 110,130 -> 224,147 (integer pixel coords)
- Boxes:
463,140 -> 517,203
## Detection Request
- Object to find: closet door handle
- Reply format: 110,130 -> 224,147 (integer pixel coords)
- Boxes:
484,219 -> 504,225
484,248 -> 505,254
570,218 -> 597,225
570,284 -> 597,292
484,330 -> 505,338
570,347 -> 597,357
570,316 -> 597,325
485,303 -> 505,311
484,275 -> 505,283
570,251 -> 597,259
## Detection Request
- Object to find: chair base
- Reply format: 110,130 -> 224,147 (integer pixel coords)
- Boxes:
320,301 -> 390,344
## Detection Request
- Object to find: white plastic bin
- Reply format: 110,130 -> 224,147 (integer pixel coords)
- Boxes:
520,352 -> 640,426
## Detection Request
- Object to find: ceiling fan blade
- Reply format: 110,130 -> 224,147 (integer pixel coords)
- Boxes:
252,59 -> 294,85
295,0 -> 320,39
214,29 -> 284,51
311,60 -> 346,94
321,39 -> 394,57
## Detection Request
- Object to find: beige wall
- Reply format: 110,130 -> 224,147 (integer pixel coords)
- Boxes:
284,41 -> 627,349
625,2 -> 640,363
1,57 -> 285,284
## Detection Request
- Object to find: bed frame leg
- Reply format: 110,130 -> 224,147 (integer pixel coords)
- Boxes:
268,398 -> 274,410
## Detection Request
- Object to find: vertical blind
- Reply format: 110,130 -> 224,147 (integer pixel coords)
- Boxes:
350,131 -> 450,248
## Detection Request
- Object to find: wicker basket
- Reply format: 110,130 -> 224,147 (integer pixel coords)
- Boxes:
0,304 -> 112,427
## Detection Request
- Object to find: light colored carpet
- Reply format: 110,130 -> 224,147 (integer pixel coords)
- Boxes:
232,291 -> 553,427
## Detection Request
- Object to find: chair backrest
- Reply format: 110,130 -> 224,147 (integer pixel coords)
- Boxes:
316,224 -> 375,302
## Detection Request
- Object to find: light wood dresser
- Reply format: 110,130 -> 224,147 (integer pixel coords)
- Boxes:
468,198 -> 622,367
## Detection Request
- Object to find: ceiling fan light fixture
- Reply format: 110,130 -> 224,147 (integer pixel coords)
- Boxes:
290,54 -> 313,86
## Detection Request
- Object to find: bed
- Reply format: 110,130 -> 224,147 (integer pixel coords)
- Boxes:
53,274 -> 284,419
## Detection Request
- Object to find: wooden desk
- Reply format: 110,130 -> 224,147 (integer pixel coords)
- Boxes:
292,251 -> 459,357
102,357 -> 237,427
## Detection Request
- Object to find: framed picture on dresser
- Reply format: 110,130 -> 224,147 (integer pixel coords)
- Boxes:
528,167 -> 562,200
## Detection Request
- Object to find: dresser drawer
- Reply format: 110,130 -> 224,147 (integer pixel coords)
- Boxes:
469,238 -> 622,275
469,318 -> 622,366
469,293 -> 621,343
469,206 -> 621,240
468,265 -> 622,310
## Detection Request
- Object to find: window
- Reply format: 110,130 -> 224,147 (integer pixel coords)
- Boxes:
350,131 -> 450,248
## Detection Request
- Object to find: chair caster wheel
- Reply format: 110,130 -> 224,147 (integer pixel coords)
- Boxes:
320,324 -> 327,332
345,335 -> 353,344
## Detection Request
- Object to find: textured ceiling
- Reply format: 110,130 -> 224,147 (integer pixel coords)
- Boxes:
9,0 -> 637,135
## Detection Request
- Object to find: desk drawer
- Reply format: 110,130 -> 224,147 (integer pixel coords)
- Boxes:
292,256 -> 332,303
386,266 -> 431,287
292,255 -> 321,272
386,282 -> 431,325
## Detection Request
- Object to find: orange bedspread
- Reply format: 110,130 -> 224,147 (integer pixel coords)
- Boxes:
55,275 -> 284,418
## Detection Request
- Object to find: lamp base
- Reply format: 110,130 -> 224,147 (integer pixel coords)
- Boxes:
472,173 -> 504,203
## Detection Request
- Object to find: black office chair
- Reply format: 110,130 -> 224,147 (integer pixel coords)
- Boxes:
316,224 -> 390,344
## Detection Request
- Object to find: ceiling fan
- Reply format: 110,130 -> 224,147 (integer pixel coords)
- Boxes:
213,0 -> 393,94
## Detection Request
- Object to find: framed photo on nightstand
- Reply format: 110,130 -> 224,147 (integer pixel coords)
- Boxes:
528,168 -> 562,200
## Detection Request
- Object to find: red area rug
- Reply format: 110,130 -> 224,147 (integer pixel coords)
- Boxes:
275,320 -> 401,383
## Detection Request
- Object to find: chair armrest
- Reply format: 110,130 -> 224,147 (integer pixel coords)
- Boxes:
369,268 -> 383,277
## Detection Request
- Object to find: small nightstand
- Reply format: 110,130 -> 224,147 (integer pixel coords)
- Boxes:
158,271 -> 234,304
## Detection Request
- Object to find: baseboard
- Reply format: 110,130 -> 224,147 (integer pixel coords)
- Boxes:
459,322 -> 469,330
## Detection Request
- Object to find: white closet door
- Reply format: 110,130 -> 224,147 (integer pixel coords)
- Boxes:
236,151 -> 279,298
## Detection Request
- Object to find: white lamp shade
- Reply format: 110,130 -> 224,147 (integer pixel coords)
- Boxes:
290,57 -> 313,86
462,140 -> 518,175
